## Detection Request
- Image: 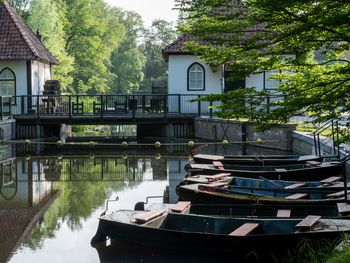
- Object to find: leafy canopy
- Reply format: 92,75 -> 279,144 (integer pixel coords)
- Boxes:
176,0 -> 350,129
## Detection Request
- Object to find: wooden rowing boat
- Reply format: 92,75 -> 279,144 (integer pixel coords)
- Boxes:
137,201 -> 350,219
181,173 -> 346,192
91,206 -> 350,261
185,161 -> 344,181
192,153 -> 328,165
177,181 -> 350,206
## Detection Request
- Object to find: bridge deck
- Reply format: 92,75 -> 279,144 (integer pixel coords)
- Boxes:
4,94 -> 214,125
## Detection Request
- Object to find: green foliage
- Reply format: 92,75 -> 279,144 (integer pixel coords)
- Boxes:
109,10 -> 145,93
328,243 -> 350,263
176,0 -> 350,130
63,0 -> 125,94
8,0 -> 177,95
280,237 -> 346,263
27,0 -> 74,92
8,0 -> 31,19
141,19 -> 177,89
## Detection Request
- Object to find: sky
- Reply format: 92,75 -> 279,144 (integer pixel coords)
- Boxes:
105,0 -> 179,27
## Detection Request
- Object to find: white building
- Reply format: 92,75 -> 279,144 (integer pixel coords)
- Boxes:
162,34 -> 281,114
0,1 -> 59,100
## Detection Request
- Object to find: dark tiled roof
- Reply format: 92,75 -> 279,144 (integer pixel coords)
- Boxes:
162,2 -> 262,63
162,34 -> 196,62
0,1 -> 59,64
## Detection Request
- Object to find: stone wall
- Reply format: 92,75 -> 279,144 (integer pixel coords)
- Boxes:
194,117 -> 297,151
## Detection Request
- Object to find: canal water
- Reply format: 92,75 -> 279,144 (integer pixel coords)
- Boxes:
0,143 -> 290,263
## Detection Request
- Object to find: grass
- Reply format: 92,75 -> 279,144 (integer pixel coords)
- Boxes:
278,236 -> 350,263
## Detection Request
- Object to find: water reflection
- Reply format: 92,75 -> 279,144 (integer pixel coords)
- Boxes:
1,154 -> 187,263
1,144 -> 288,263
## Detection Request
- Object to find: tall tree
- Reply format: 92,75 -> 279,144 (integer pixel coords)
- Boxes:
7,0 -> 31,18
141,20 -> 177,90
27,0 -> 74,92
63,0 -> 124,94
176,0 -> 350,129
109,10 -> 145,93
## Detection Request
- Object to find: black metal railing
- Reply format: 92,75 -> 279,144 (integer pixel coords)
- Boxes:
313,119 -> 341,157
0,94 -> 221,120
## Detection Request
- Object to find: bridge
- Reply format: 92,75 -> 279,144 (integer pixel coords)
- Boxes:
0,94 -> 216,125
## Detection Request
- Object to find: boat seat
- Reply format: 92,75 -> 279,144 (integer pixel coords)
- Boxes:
320,176 -> 341,185
274,168 -> 287,172
171,201 -> 191,214
337,203 -> 350,216
327,190 -> 345,198
276,209 -> 291,218
191,144 -> 208,157
306,160 -> 321,166
296,215 -> 321,231
134,209 -> 166,224
284,183 -> 305,189
198,182 -> 228,191
285,193 -> 308,199
229,223 -> 259,236
213,161 -> 224,169
205,173 -> 231,182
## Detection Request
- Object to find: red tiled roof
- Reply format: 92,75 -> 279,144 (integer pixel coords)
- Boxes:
0,1 -> 59,64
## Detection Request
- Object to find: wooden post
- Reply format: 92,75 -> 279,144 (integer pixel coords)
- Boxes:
132,95 -> 135,119
68,95 -> 72,119
198,95 -> 201,116
21,96 -> 24,114
8,96 -> 12,117
0,96 -> 3,120
343,160 -> 348,203
36,95 -> 39,119
210,101 -> 213,118
164,95 -> 167,119
100,95 -> 103,119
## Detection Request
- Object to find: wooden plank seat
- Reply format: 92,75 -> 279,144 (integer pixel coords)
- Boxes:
296,215 -> 321,231
229,223 -> 259,236
274,168 -> 287,172
277,209 -> 291,218
306,160 -> 321,166
205,173 -> 231,182
320,176 -> 341,185
134,209 -> 166,224
327,190 -> 345,198
285,193 -> 308,199
284,183 -> 305,189
190,144 -> 208,157
198,182 -> 228,191
213,161 -> 224,169
171,201 -> 191,213
337,203 -> 350,216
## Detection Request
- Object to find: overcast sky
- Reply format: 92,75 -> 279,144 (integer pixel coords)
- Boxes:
105,0 -> 179,27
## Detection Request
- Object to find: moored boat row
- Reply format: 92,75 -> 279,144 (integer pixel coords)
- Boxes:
90,150 -> 350,261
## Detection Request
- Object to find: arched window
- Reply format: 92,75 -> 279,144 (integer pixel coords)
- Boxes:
187,63 -> 205,91
0,68 -> 16,96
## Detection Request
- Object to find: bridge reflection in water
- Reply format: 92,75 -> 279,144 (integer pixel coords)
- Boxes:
1,156 -> 185,182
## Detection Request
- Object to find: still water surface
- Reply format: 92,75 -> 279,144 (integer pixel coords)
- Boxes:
1,145 -> 286,263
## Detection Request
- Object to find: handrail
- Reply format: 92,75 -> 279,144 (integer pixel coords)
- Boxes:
312,119 -> 341,157
134,195 -> 164,211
